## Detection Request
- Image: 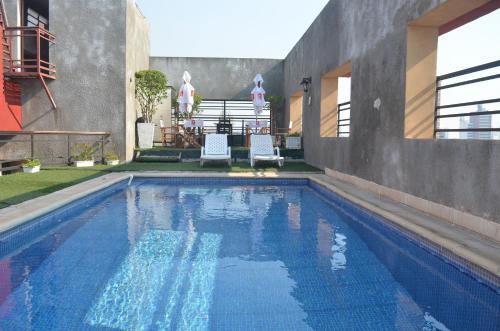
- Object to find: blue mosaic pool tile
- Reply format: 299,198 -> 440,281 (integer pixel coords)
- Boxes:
308,179 -> 500,292
0,177 -> 498,329
0,179 -> 128,259
134,176 -> 309,187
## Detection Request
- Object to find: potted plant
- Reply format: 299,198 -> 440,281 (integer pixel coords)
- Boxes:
104,151 -> 119,166
135,70 -> 169,149
22,159 -> 41,173
286,131 -> 302,149
71,143 -> 96,167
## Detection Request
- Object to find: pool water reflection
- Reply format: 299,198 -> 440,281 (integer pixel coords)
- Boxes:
0,179 -> 498,330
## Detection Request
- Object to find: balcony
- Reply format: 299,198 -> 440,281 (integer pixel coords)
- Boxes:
2,25 -> 56,108
4,26 -> 56,80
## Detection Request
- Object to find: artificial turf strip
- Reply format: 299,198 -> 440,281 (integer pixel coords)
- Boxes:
108,161 -> 320,172
0,162 -> 321,208
0,168 -> 104,208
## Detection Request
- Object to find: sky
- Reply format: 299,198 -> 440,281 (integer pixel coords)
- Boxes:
136,1 -> 499,136
436,9 -> 500,135
135,0 -> 329,58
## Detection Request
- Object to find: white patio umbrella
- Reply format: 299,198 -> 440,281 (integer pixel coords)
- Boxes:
251,74 -> 266,121
178,71 -> 195,114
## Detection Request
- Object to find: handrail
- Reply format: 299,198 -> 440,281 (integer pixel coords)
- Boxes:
337,101 -> 351,137
0,130 -> 111,136
5,26 -> 56,40
0,0 -> 9,27
437,60 -> 500,81
434,60 -> 500,139
0,131 -> 112,164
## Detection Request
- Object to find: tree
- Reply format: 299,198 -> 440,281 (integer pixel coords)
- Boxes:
135,70 -> 168,123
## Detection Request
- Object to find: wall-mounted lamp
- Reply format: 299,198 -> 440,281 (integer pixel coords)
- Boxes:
300,77 -> 312,93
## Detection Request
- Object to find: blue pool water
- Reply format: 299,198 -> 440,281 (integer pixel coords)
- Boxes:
0,178 -> 498,330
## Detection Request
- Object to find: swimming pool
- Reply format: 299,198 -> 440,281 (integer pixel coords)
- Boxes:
0,177 -> 498,330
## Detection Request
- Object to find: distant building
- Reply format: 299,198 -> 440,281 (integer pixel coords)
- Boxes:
436,132 -> 448,139
463,105 -> 493,140
459,117 -> 469,140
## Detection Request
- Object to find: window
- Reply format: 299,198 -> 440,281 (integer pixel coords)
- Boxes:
22,0 -> 50,64
320,61 -> 351,137
404,0 -> 500,139
26,8 -> 48,28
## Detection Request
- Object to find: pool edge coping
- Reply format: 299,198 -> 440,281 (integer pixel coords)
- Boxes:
0,173 -> 131,233
0,171 -> 499,281
308,175 -> 500,286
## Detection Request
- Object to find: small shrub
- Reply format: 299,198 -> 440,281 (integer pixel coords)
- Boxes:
105,151 -> 119,161
71,143 -> 96,161
22,159 -> 41,168
289,131 -> 302,137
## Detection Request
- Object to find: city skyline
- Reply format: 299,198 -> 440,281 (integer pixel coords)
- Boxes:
436,9 -> 500,139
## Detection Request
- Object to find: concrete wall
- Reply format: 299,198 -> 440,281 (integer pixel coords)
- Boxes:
0,0 -> 148,162
150,57 -> 284,100
125,0 -> 150,160
151,88 -> 172,142
283,0 -> 500,223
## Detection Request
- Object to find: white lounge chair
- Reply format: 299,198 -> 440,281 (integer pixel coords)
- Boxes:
200,134 -> 231,167
250,134 -> 284,168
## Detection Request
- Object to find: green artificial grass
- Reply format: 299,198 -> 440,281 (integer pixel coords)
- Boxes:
0,167 -> 105,208
0,162 -> 320,208
109,161 -> 320,173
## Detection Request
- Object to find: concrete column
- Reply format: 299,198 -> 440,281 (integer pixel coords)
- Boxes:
320,77 -> 338,138
404,25 -> 438,139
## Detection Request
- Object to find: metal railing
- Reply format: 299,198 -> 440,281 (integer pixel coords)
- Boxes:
0,131 -> 111,164
337,101 -> 351,137
4,26 -> 56,79
434,60 -> 500,139
172,100 -> 271,146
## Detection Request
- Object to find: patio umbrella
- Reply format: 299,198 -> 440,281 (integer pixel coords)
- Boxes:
178,71 -> 195,114
251,74 -> 266,120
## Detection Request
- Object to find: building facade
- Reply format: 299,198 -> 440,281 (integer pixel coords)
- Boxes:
0,0 -> 149,161
282,0 -> 500,224
0,0 -> 498,226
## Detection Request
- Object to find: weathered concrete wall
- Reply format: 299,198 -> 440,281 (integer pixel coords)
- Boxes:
0,0 -> 141,162
283,0 -> 500,223
150,57 -> 284,100
125,0 -> 150,160
151,88 -> 172,142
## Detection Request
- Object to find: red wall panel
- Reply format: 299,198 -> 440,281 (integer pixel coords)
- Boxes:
0,26 -> 22,131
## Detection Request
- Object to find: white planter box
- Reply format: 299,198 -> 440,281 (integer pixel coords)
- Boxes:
137,123 -> 155,149
75,160 -> 94,167
286,137 -> 302,149
105,159 -> 119,166
23,165 -> 40,173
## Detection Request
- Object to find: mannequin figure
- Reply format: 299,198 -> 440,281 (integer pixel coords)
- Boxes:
178,71 -> 195,114
251,74 -> 266,119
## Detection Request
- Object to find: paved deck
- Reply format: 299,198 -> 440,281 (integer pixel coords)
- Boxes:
0,171 -> 498,279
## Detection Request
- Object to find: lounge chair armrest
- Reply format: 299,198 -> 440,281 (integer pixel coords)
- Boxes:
201,147 -> 205,156
227,146 -> 231,157
274,147 -> 281,157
